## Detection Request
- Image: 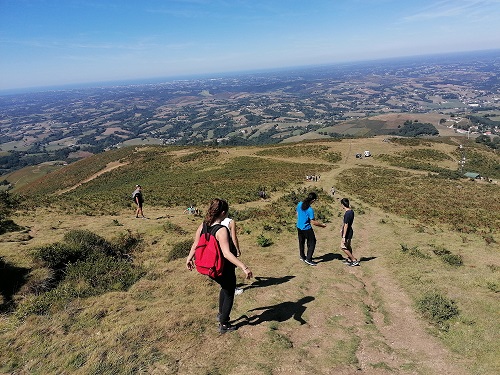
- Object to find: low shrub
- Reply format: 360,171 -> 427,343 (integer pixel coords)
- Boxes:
33,243 -> 85,273
416,292 -> 459,330
163,221 -> 188,235
400,244 -> 430,259
167,239 -> 193,261
257,234 -> 273,247
486,281 -> 499,293
230,207 -> 268,221
63,229 -> 114,256
64,257 -> 144,293
112,230 -> 143,257
431,246 -> 450,256
18,229 -> 144,318
440,253 -> 463,266
315,206 -> 333,223
262,223 -> 282,233
431,246 -> 463,266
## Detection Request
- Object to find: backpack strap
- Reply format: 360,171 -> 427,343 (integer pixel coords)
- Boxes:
208,224 -> 225,236
200,223 -> 225,240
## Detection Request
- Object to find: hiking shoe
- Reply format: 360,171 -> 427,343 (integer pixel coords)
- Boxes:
219,323 -> 237,334
235,288 -> 244,296
350,261 -> 360,267
304,259 -> 317,266
342,259 -> 352,264
299,257 -> 306,262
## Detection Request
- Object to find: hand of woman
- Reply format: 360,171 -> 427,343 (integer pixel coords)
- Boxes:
243,266 -> 253,279
186,258 -> 195,271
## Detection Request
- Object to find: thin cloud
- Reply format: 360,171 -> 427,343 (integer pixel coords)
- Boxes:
0,37 -> 194,52
403,0 -> 500,21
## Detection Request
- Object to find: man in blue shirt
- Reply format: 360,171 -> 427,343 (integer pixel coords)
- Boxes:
296,192 -> 326,266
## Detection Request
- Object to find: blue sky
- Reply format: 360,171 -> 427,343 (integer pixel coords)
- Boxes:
1,0 -> 500,90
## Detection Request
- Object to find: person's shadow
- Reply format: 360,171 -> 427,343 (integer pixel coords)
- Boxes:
234,296 -> 315,327
238,275 -> 295,290
314,253 -> 343,263
321,254 -> 377,263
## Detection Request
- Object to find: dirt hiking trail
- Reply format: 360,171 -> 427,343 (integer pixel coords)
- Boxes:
211,154 -> 470,374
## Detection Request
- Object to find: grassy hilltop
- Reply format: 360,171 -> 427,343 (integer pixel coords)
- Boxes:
0,136 -> 499,375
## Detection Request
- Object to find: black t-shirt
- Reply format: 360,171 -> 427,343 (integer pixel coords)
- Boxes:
343,209 -> 354,238
133,191 -> 144,204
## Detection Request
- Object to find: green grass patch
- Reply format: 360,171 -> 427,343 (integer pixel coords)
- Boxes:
16,230 -> 144,318
167,239 -> 193,261
416,292 -> 459,331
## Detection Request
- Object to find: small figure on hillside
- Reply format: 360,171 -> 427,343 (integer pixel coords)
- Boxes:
296,192 -> 326,266
186,198 -> 253,334
132,185 -> 145,218
330,186 -> 336,196
221,216 -> 244,296
340,198 -> 358,266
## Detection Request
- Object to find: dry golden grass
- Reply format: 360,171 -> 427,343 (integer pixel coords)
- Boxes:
1,136 -> 499,374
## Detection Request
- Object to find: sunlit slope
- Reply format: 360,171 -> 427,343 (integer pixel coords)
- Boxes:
1,136 -> 499,374
14,137 -> 500,233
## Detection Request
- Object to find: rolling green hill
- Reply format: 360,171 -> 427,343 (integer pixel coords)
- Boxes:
1,136 -> 499,374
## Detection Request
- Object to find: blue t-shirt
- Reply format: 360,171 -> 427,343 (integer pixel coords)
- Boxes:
296,201 -> 315,230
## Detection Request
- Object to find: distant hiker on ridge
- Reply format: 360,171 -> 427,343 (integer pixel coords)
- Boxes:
132,185 -> 145,218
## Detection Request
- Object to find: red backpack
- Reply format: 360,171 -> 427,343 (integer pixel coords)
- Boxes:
195,224 -> 225,278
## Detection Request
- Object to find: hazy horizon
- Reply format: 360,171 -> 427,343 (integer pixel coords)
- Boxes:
2,48 -> 499,96
2,0 -> 500,92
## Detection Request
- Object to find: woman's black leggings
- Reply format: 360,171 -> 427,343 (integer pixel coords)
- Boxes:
211,266 -> 236,325
297,228 -> 316,261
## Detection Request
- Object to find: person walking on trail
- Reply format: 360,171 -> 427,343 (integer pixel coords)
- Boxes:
221,216 -> 244,296
296,192 -> 326,266
132,185 -> 145,218
186,198 -> 253,333
340,198 -> 359,266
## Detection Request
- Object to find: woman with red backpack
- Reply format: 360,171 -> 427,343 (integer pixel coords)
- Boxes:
186,198 -> 253,333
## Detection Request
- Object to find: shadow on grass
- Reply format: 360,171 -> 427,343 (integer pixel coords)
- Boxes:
316,253 -> 377,264
233,296 -> 315,328
0,257 -> 30,312
314,253 -> 343,263
0,219 -> 23,235
239,275 -> 295,290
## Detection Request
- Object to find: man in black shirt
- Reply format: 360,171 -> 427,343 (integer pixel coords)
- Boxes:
340,198 -> 358,266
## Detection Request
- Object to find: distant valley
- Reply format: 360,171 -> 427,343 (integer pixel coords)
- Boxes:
1,50 -> 499,178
